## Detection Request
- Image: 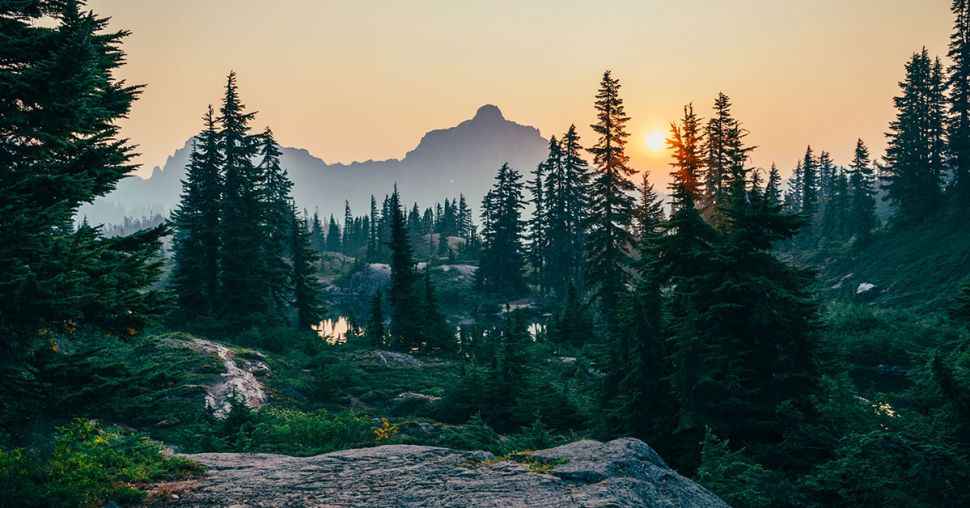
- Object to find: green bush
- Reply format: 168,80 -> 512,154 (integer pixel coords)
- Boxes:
248,406 -> 373,456
0,419 -> 202,507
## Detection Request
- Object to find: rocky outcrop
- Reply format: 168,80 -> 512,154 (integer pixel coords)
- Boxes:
183,338 -> 266,418
148,438 -> 727,507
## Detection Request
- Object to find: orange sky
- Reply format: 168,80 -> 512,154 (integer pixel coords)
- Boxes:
88,0 -> 953,186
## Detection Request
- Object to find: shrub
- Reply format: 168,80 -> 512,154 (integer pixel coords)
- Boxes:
0,419 -> 202,507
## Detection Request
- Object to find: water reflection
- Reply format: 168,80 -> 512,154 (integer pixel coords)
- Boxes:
316,315 -> 545,346
313,316 -> 351,345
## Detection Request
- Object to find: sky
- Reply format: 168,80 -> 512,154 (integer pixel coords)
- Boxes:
88,0 -> 954,185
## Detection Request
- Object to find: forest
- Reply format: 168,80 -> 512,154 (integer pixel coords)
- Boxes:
3,1 -> 970,506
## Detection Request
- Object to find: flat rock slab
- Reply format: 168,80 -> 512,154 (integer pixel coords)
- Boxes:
148,438 -> 727,507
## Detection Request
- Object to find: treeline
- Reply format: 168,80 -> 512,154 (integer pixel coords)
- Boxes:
304,194 -> 479,260
170,74 -> 324,331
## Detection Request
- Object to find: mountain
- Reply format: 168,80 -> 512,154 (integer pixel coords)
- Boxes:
80,104 -> 548,225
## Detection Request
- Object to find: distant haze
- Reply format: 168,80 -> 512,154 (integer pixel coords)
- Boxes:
88,0 -> 951,190
82,105 -> 548,224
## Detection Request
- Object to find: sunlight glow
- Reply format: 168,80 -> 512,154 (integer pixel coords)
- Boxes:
646,131 -> 666,152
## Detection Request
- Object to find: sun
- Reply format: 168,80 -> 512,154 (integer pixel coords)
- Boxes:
645,131 -> 666,152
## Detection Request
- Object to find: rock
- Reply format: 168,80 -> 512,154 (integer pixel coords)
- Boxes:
183,339 -> 266,418
373,350 -> 424,368
856,282 -> 880,300
147,438 -> 726,507
394,391 -> 442,402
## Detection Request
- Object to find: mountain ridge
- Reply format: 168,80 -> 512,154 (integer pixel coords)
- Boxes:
80,104 -> 548,225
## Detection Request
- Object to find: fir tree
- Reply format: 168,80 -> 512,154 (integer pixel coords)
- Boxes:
257,127 -> 294,320
0,1 -> 168,352
544,127 -> 591,296
420,269 -> 452,352
310,210 -> 326,252
325,214 -> 341,252
883,49 -> 947,223
634,170 -> 665,239
848,139 -> 878,241
290,206 -> 324,329
387,187 -> 423,351
667,103 -> 706,204
217,71 -> 269,326
477,163 -> 528,298
949,0 -> 970,208
172,106 -> 223,320
367,288 -> 386,347
801,146 -> 820,218
527,148 -> 549,292
342,200 -> 354,255
585,71 -> 637,329
703,93 -> 751,215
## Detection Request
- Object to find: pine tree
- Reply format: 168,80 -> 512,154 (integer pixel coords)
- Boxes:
765,164 -> 783,207
585,71 -> 636,329
326,214 -> 341,252
801,146 -> 820,218
667,103 -> 706,204
367,288 -> 386,346
543,126 -> 591,296
848,139 -> 878,241
387,187 -> 423,351
0,1 -> 168,352
290,206 -> 324,329
310,210 -> 326,252
217,71 -> 269,327
883,48 -> 947,223
257,127 -> 294,320
634,171 -> 665,239
949,0 -> 970,208
477,163 -> 528,297
527,149 -> 549,292
420,269 -> 452,352
457,194 -> 473,241
172,106 -> 223,320
606,169 -> 670,439
703,93 -> 751,215
367,195 -> 379,260
342,200 -> 354,255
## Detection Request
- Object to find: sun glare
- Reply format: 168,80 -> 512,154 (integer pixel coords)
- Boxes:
646,131 -> 665,152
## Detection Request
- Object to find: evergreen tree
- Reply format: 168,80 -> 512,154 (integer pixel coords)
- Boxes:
457,194 -> 473,241
548,282 -> 593,347
367,195 -> 379,260
477,163 -> 528,298
800,146 -> 820,218
217,71 -> 269,326
585,71 -> 637,329
420,269 -> 452,352
667,125 -> 821,464
290,206 -> 324,329
387,187 -> 423,351
848,139 -> 878,241
310,210 -> 326,252
606,170 -> 669,439
765,164 -> 783,207
667,103 -> 706,204
949,0 -> 970,208
325,214 -> 341,252
257,127 -> 294,320
634,170 -> 665,239
703,93 -> 751,215
543,127 -> 591,296
0,1 -> 168,352
367,288 -> 386,347
172,106 -> 223,320
342,200 -> 354,255
527,149 -> 549,292
883,48 -> 947,223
